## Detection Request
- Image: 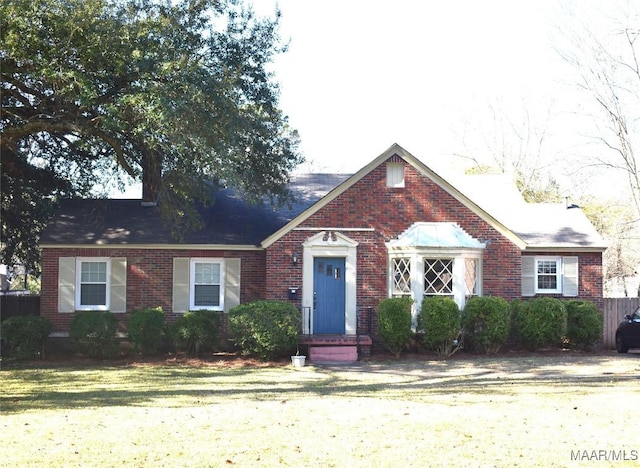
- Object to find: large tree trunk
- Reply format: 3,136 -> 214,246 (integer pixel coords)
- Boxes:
141,152 -> 163,204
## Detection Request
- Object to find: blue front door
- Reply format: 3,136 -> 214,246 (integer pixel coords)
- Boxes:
313,257 -> 346,334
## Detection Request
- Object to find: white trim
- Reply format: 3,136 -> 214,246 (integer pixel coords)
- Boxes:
293,227 -> 375,232
40,243 -> 262,251
523,246 -> 606,253
301,232 -> 358,335
189,258 -> 225,311
75,258 -> 110,311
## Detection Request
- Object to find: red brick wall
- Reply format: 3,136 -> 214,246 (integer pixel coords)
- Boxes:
40,247 -> 265,333
265,160 -> 604,342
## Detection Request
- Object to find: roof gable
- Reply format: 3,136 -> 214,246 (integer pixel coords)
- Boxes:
262,143 -> 525,248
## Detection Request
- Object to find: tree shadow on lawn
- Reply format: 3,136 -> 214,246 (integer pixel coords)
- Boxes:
3,351 -> 639,413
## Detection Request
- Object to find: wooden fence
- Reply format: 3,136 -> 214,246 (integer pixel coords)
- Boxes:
603,297 -> 640,349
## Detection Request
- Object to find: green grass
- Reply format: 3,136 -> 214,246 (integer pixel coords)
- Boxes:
2,352 -> 640,467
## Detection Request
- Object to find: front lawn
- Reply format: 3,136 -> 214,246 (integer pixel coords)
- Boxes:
2,352 -> 639,467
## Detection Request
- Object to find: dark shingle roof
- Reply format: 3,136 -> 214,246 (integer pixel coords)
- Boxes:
40,174 -> 351,246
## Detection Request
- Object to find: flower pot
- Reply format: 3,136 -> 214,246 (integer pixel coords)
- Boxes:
291,355 -> 306,367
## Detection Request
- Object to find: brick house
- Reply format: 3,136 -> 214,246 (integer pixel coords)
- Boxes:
40,144 -> 606,360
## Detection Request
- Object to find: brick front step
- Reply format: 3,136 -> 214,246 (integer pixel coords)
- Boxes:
299,335 -> 372,346
299,335 -> 372,362
310,345 -> 358,363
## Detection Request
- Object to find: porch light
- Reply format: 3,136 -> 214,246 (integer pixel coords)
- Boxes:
292,252 -> 298,264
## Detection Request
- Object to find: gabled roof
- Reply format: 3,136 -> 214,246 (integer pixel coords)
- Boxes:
40,174 -> 349,248
41,143 -> 606,251
447,173 -> 607,250
262,143 -> 606,251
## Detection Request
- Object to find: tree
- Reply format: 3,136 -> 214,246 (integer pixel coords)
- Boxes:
456,101 -> 564,203
1,0 -> 301,274
558,2 -> 640,216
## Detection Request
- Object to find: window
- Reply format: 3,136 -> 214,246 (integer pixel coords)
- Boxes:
75,258 -> 109,310
387,222 -> 485,318
464,258 -> 479,297
59,257 -> 126,313
388,254 -> 481,307
536,257 -> 561,293
521,256 -> 578,297
392,257 -> 411,296
424,258 -> 453,296
190,259 -> 224,310
386,162 -> 405,188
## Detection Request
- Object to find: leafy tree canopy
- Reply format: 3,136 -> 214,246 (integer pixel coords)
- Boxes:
1,0 -> 301,274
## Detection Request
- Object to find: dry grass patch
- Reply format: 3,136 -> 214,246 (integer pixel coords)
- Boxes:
2,352 -> 640,467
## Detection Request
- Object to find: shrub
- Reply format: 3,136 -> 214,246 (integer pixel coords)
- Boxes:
462,296 -> 511,354
127,307 -> 165,355
229,300 -> 300,360
69,311 -> 119,359
171,310 -> 221,356
564,300 -> 603,350
1,315 -> 52,359
377,297 -> 413,357
417,297 -> 462,357
512,297 -> 567,350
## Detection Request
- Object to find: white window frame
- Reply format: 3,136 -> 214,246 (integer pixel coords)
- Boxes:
75,258 -> 110,311
392,257 -> 412,297
388,250 -> 482,324
189,259 -> 225,311
423,257 -> 454,297
535,256 -> 562,294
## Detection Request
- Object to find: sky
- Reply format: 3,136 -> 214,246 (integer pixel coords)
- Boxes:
116,0 -> 631,198
258,0 -> 564,172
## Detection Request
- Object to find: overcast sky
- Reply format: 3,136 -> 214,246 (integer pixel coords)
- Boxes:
115,0 -> 633,198
255,0 -> 577,173
248,0 -> 640,203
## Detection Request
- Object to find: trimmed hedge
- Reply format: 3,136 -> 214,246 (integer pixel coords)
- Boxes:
229,300 -> 300,360
512,298 -> 567,350
417,296 -> 462,357
171,310 -> 221,356
1,315 -> 51,359
462,296 -> 511,354
127,307 -> 165,355
69,311 -> 119,359
564,300 -> 603,350
378,297 -> 413,357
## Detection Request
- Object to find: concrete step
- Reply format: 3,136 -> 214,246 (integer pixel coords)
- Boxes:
310,345 -> 358,363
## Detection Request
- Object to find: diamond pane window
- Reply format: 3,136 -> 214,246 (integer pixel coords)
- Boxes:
424,259 -> 453,295
465,258 -> 478,297
392,258 -> 411,295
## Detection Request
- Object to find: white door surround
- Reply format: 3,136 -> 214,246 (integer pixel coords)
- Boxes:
301,231 -> 358,335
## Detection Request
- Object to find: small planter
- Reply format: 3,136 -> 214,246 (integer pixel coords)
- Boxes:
291,355 -> 306,367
